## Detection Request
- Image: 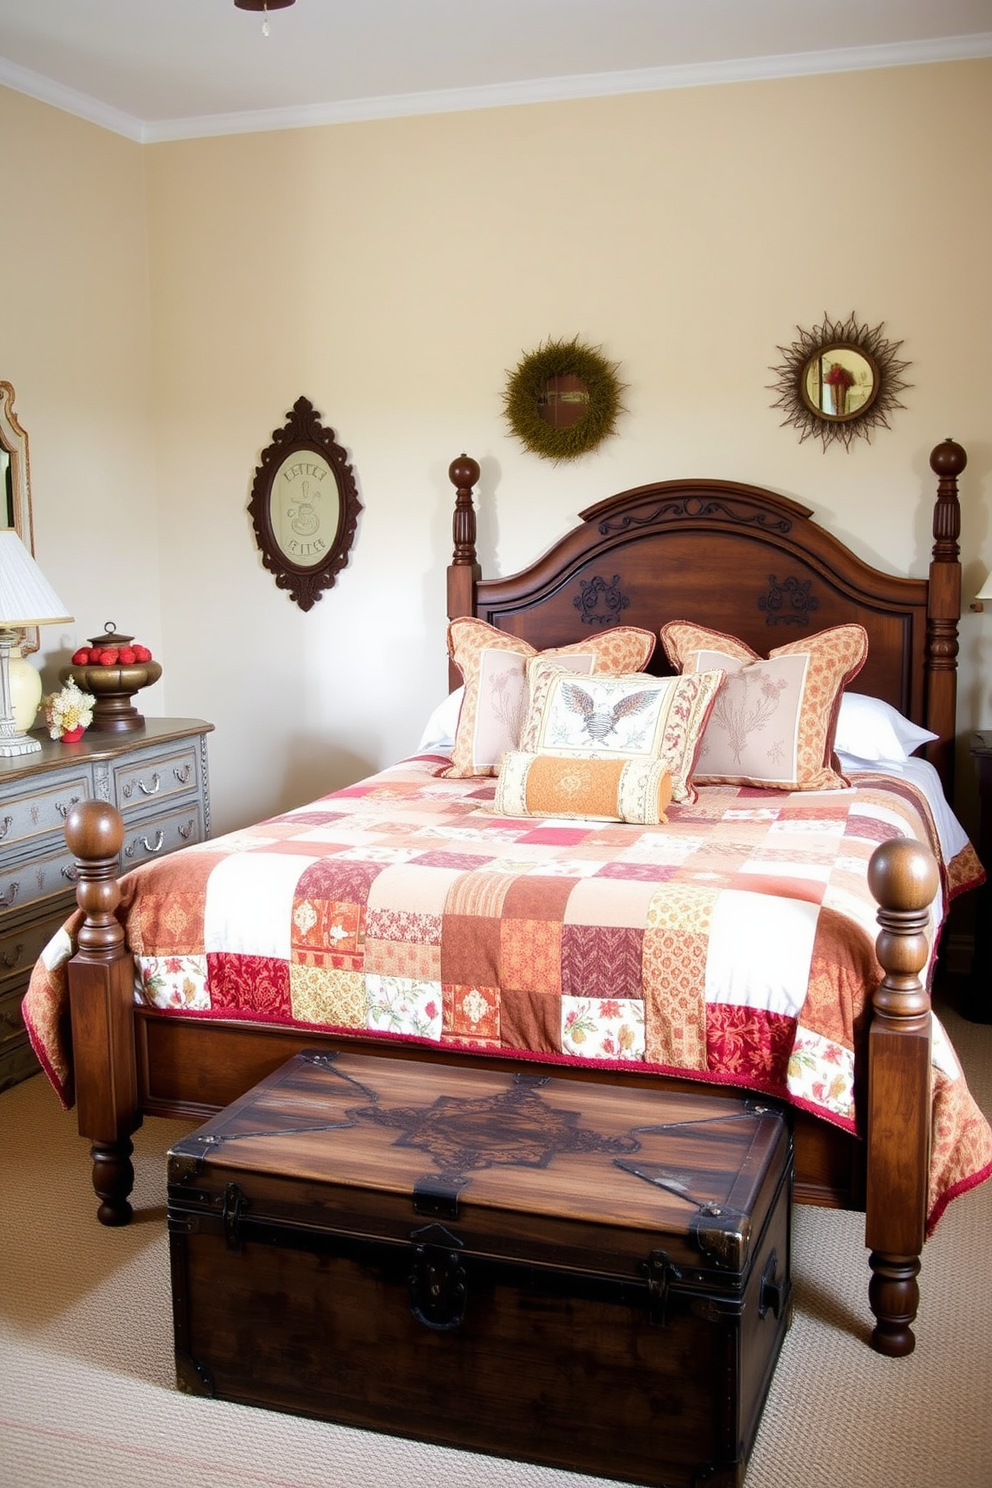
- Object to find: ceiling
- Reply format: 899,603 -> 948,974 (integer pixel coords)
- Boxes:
0,0 -> 989,143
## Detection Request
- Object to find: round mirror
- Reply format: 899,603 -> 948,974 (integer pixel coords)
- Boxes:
801,345 -> 877,422
769,313 -> 911,451
503,338 -> 625,461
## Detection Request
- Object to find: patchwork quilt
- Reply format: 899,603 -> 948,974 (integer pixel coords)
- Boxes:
24,754 -> 991,1229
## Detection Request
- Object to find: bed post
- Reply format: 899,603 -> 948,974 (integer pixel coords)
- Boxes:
865,835 -> 939,1356
64,800 -> 139,1227
925,439 -> 964,794
446,454 -> 481,689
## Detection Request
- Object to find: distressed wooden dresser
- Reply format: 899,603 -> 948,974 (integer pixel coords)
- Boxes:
0,717 -> 212,1091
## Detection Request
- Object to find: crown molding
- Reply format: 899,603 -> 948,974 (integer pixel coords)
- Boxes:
0,56 -> 145,140
1,31 -> 990,145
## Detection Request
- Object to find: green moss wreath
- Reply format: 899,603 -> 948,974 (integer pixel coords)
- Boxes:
502,337 -> 626,461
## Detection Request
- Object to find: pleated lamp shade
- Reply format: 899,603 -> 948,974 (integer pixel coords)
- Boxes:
0,530 -> 73,628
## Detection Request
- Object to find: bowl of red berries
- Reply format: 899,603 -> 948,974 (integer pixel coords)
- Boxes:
60,622 -> 162,733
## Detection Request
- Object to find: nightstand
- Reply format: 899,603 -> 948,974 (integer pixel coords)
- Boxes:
0,717 -> 213,1090
967,732 -> 992,1023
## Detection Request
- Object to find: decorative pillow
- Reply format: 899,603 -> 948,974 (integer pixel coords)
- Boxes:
517,661 -> 725,804
494,752 -> 673,824
443,618 -> 656,778
835,691 -> 937,762
659,620 -> 868,791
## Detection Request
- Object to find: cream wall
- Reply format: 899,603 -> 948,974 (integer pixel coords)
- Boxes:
0,89 -> 164,710
3,60 -> 990,836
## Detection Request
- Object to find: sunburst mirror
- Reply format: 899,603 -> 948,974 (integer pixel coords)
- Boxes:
769,312 -> 911,451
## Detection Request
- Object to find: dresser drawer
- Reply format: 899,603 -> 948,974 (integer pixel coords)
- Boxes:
112,740 -> 203,818
0,769 -> 91,853
0,898 -> 75,998
0,836 -> 81,914
0,981 -> 29,1045
0,1023 -> 39,1092
0,981 -> 40,1091
119,799 -> 206,870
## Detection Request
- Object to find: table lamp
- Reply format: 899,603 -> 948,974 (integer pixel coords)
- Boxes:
970,570 -> 992,613
0,529 -> 73,756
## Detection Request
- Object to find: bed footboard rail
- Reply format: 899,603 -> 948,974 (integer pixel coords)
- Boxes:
865,835 -> 939,1357
64,800 -> 140,1227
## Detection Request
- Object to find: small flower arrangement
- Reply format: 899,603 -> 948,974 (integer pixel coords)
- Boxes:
823,362 -> 855,389
43,679 -> 95,741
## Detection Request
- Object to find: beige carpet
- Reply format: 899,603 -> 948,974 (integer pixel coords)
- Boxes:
1,997 -> 990,1488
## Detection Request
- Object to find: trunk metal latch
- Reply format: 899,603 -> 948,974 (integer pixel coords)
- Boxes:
222,1182 -> 247,1253
642,1248 -> 682,1326
409,1224 -> 467,1331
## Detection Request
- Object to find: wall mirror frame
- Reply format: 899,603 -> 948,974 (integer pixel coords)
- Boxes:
502,337 -> 626,462
0,380 -> 39,653
248,396 -> 362,612
769,312 -> 911,452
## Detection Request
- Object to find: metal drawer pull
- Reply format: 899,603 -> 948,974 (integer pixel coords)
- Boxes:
122,771 -> 162,800
0,882 -> 19,907
1,943 -> 24,969
61,865 -> 79,883
0,815 -> 12,841
125,830 -> 165,859
56,796 -> 82,819
178,819 -> 196,841
173,763 -> 192,785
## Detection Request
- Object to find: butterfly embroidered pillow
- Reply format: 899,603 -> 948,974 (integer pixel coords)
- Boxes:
659,620 -> 868,791
515,661 -> 726,804
443,618 -> 656,778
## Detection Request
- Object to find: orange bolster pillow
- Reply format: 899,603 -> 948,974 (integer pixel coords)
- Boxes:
493,751 -> 672,824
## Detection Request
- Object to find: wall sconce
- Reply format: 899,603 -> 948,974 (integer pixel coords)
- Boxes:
970,572 -> 992,613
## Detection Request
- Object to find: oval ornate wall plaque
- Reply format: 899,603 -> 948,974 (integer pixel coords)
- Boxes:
248,397 -> 362,611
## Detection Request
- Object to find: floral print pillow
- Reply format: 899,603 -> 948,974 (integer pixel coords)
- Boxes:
659,620 -> 868,791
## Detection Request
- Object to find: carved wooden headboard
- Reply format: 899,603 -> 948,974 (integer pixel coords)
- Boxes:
447,442 -> 964,793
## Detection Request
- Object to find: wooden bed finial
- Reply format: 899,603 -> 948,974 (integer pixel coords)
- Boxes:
929,438 -> 965,562
449,453 -> 481,568
930,436 -> 967,481
868,835 -> 940,999
65,801 -> 126,960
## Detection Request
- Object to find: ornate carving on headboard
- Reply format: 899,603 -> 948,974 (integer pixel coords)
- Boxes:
596,496 -> 793,538
572,575 -> 630,627
759,576 -> 820,627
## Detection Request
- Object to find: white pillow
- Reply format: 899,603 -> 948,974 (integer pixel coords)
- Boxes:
416,687 -> 464,753
835,692 -> 937,762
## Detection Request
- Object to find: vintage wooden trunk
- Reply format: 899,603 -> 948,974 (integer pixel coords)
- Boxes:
167,1050 -> 793,1487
